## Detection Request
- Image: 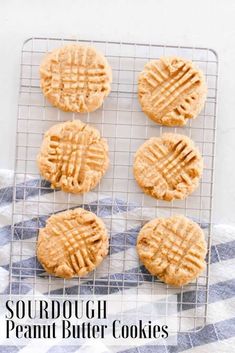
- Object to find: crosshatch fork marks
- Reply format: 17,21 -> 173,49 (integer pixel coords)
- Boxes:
36,208 -> 109,278
134,133 -> 203,201
138,56 -> 207,126
40,44 -> 112,112
137,215 -> 207,286
37,119 -> 109,194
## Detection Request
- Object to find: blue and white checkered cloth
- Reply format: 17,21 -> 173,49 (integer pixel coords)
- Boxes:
0,169 -> 234,353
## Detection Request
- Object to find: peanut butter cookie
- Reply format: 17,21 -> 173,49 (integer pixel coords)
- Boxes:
137,215 -> 207,286
37,120 -> 109,193
37,208 -> 109,278
40,44 -> 112,112
138,56 -> 207,126
133,133 -> 203,201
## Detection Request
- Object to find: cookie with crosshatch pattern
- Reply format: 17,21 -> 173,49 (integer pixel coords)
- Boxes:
37,120 -> 109,194
137,215 -> 207,286
37,208 -> 109,278
133,133 -> 203,201
40,44 -> 112,112
138,56 -> 207,126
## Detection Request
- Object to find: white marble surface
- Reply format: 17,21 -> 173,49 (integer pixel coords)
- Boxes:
0,0 -> 235,224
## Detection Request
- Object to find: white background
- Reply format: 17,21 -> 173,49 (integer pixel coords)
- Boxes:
0,0 -> 235,224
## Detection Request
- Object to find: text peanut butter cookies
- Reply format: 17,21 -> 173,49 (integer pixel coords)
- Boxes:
137,215 -> 207,286
37,208 -> 109,278
133,133 -> 203,201
138,56 -> 207,126
40,44 -> 112,113
37,120 -> 109,194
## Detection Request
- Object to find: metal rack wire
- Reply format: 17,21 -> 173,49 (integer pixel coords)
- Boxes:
9,37 -> 218,332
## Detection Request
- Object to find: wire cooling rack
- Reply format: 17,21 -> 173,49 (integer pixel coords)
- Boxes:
9,37 -> 218,332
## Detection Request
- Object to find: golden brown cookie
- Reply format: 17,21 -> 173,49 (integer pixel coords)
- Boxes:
133,133 -> 203,201
137,215 -> 207,286
40,44 -> 112,112
138,56 -> 207,126
37,208 -> 109,278
37,120 -> 109,193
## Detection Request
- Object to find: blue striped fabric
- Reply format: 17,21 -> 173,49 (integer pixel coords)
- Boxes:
0,175 -> 234,353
